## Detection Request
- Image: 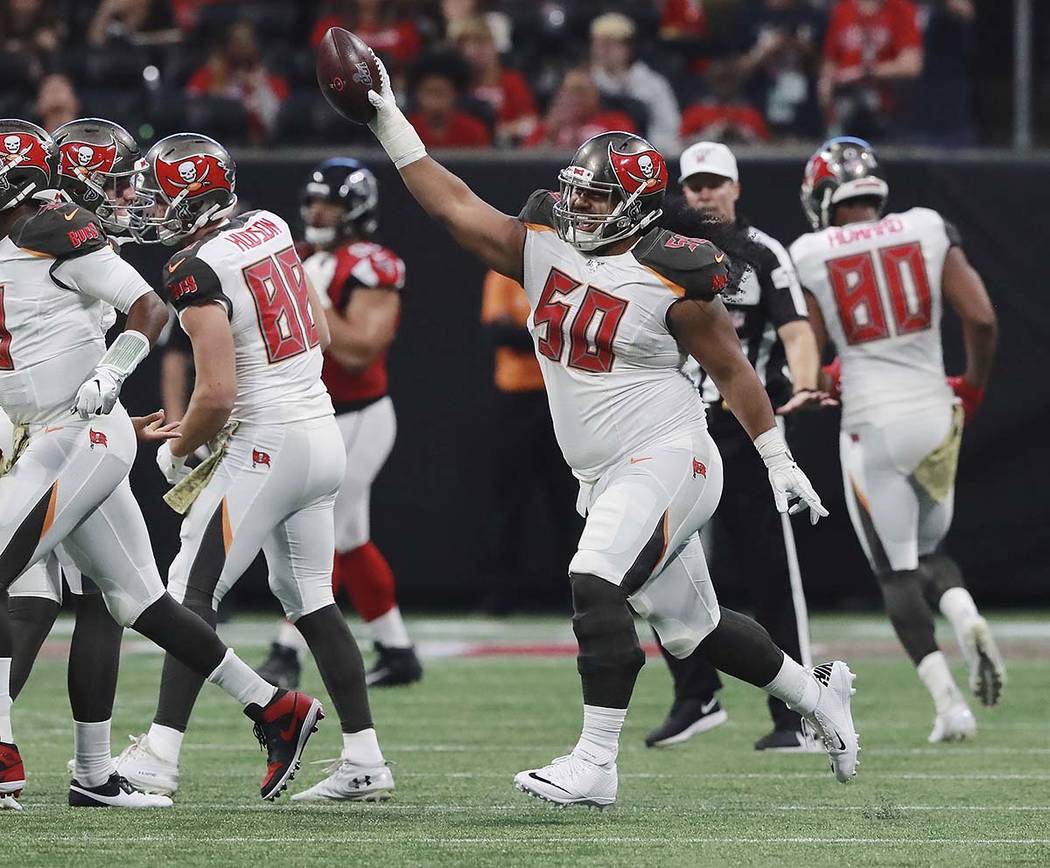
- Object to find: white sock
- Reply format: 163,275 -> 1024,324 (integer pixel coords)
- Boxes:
74,720 -> 116,787
917,650 -> 964,715
341,728 -> 384,765
146,723 -> 184,765
207,649 -> 277,709
368,607 -> 411,649
939,587 -> 980,637
277,619 -> 307,654
764,653 -> 821,716
0,658 -> 12,743
572,705 -> 626,766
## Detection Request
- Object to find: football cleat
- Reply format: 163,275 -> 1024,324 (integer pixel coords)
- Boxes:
0,794 -> 21,811
961,617 -> 1006,707
928,703 -> 977,743
803,662 -> 860,783
249,689 -> 324,801
514,754 -> 617,809
0,742 -> 26,799
113,733 -> 180,796
366,643 -> 423,687
753,725 -> 824,753
256,642 -> 302,691
69,773 -> 174,808
291,759 -> 395,802
645,696 -> 727,748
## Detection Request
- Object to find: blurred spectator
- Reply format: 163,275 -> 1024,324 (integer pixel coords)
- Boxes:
311,0 -> 422,68
171,0 -> 226,32
524,67 -> 637,150
659,0 -> 706,38
680,59 -> 770,145
736,0 -> 824,140
451,16 -> 538,146
34,72 -> 79,132
407,50 -> 491,149
88,0 -> 176,46
589,12 -> 681,153
186,20 -> 289,144
0,0 -> 61,66
819,0 -> 923,140
441,0 -> 512,53
910,0 -> 975,146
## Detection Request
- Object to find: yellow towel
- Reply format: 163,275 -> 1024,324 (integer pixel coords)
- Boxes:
163,422 -> 240,515
913,405 -> 964,504
0,424 -> 30,478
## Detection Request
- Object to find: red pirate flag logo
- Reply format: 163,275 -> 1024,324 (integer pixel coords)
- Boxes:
154,153 -> 233,201
252,448 -> 271,469
89,429 -> 108,448
0,133 -> 52,190
58,139 -> 119,182
609,146 -> 668,197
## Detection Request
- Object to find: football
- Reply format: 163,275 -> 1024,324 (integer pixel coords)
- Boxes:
315,27 -> 381,125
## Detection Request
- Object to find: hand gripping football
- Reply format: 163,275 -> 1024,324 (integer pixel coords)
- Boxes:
316,27 -> 382,125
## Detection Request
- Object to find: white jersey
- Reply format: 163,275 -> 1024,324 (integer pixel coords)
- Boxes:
0,200 -> 152,424
519,190 -> 729,483
162,209 -> 333,425
790,207 -> 956,427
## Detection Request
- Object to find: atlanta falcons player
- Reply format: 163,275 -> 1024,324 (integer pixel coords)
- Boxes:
114,134 -> 392,803
359,56 -> 859,808
0,119 -> 324,810
257,157 -> 422,691
791,137 -> 1004,742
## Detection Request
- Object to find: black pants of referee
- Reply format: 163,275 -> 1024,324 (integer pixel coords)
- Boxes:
658,404 -> 805,732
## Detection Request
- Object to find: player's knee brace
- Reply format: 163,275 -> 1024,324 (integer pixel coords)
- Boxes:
570,572 -> 644,708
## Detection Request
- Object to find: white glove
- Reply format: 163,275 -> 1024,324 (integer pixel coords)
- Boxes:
156,441 -> 190,485
72,368 -> 122,419
365,53 -> 426,169
754,428 -> 829,525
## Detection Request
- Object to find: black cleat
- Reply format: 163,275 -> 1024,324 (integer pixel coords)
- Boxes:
366,643 -> 423,687
753,726 -> 823,752
256,642 -> 301,690
645,696 -> 727,748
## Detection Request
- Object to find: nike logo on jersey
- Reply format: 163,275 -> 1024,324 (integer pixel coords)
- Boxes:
167,258 -> 186,274
63,209 -> 79,221
43,425 -> 64,434
714,253 -> 725,263
628,456 -> 652,464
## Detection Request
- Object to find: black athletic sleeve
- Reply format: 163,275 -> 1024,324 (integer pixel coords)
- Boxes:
160,251 -> 231,319
10,201 -> 108,259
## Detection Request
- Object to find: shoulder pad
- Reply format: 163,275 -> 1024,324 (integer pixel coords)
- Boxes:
518,189 -> 559,230
161,247 -> 229,318
11,201 -> 107,259
634,229 -> 729,301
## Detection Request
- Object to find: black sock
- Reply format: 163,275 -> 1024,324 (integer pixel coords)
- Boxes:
877,568 -> 938,665
918,553 -> 966,610
295,604 -> 373,733
132,594 -> 225,732
9,596 -> 60,700
68,590 -> 122,723
698,608 -> 784,687
571,573 -> 645,709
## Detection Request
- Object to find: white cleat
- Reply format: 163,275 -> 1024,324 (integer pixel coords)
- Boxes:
291,760 -> 395,802
0,795 -> 22,811
113,734 -> 180,796
514,754 -> 617,809
804,662 -> 860,783
69,773 -> 173,808
928,703 -> 977,743
961,617 -> 1006,707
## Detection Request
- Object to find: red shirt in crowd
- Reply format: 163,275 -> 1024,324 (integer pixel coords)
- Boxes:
823,0 -> 921,73
680,103 -> 770,143
473,69 -> 537,126
310,14 -> 421,66
660,0 -> 706,37
524,112 -> 637,150
408,110 -> 492,148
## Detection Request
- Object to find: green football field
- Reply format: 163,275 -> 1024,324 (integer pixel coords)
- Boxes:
4,613 -> 1049,867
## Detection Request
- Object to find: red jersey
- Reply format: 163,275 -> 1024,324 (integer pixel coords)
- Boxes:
823,0 -> 921,73
472,69 -> 538,125
408,110 -> 492,148
301,240 -> 405,408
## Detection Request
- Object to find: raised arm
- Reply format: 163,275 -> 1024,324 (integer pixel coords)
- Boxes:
365,60 -> 525,281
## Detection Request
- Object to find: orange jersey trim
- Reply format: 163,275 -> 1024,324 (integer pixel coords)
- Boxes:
40,482 -> 59,541
525,222 -> 556,234
640,264 -> 686,298
221,496 -> 233,554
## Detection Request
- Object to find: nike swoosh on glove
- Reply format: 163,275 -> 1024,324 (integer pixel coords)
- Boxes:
72,367 -> 122,419
156,441 -> 191,485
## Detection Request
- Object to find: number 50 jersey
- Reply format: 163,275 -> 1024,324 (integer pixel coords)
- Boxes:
790,207 -> 956,427
162,210 -> 333,424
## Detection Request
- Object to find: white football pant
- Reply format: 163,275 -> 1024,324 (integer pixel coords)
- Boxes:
333,396 -> 395,553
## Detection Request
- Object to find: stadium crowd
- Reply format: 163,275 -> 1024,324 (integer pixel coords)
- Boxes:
0,0 -> 978,150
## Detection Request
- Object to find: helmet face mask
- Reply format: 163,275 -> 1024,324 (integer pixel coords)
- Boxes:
801,136 -> 889,230
300,158 -> 379,247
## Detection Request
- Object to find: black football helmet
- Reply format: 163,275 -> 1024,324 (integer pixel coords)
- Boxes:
800,136 -> 889,230
135,132 -> 237,245
53,118 -> 151,238
553,131 -> 669,252
0,119 -> 57,211
300,157 -> 379,247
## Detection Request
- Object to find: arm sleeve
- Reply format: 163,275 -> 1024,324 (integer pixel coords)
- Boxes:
50,246 -> 154,314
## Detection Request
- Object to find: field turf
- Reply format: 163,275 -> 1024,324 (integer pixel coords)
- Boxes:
4,614 -> 1049,866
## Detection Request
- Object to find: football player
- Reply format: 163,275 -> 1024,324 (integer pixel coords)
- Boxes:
114,134 -> 393,803
361,59 -> 859,808
0,119 -> 324,810
791,137 -> 1004,742
257,157 -> 422,691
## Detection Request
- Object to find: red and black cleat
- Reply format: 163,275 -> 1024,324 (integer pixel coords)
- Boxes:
247,690 -> 324,801
0,742 -> 26,799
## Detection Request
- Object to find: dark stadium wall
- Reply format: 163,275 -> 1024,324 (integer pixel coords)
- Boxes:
119,153 -> 1050,612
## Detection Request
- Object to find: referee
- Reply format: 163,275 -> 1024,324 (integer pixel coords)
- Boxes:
646,142 -> 827,752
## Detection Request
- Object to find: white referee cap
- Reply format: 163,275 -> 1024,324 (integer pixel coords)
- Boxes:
679,141 -> 738,183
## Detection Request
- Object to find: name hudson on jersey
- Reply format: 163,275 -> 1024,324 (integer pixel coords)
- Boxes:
226,216 -> 282,252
